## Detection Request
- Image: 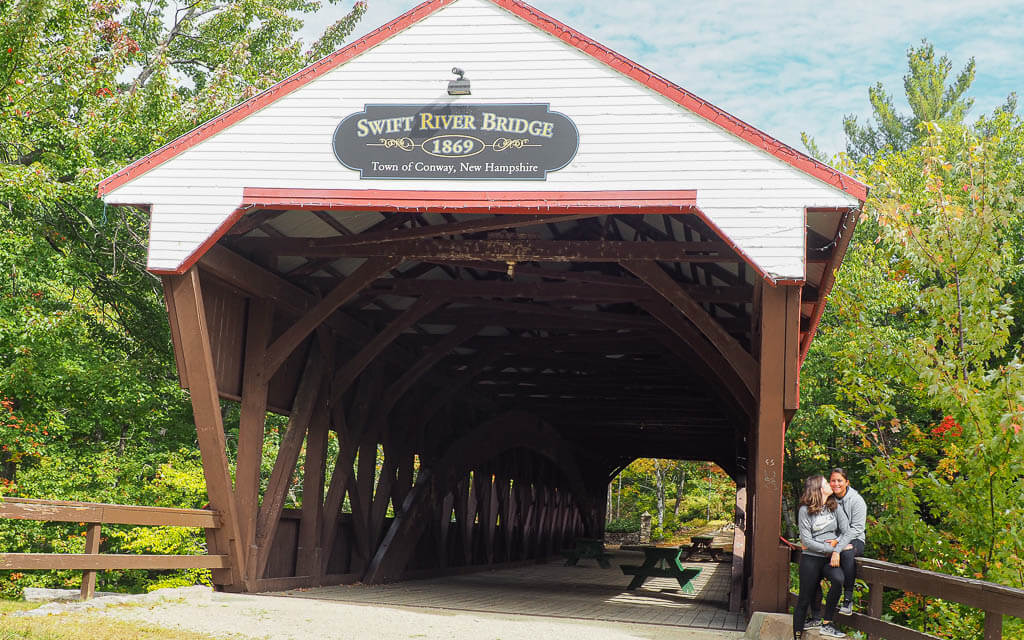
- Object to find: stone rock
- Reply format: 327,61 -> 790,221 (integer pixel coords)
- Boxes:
744,612 -> 792,639
22,588 -> 119,602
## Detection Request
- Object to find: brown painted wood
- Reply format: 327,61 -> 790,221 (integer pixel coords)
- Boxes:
167,270 -> 246,586
984,612 -> 1004,640
846,614 -> 937,640
783,286 -> 802,411
296,392 -> 330,577
80,523 -> 101,600
857,559 -> 1024,618
729,483 -> 747,613
0,554 -> 230,570
252,572 -> 359,592
648,309 -> 754,418
235,298 -> 274,557
623,260 -> 757,396
226,210 -> 284,236
285,214 -> 597,248
235,236 -> 734,260
161,281 -> 188,388
330,296 -> 445,404
367,278 -> 659,302
0,499 -> 220,528
250,347 -> 324,583
867,580 -> 884,640
748,283 -> 789,614
364,411 -> 590,584
263,257 -> 402,377
319,417 -> 357,573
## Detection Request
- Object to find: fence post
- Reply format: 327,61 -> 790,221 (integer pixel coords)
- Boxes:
984,611 -> 1003,640
80,523 -> 101,600
866,580 -> 883,640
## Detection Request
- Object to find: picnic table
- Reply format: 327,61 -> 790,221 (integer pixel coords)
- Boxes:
562,537 -> 612,568
682,534 -> 722,562
620,545 -> 702,592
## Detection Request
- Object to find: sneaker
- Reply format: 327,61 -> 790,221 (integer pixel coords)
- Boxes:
818,623 -> 847,638
838,601 -> 853,616
805,617 -> 823,628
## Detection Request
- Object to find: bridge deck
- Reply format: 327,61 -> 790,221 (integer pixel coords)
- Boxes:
275,549 -> 744,631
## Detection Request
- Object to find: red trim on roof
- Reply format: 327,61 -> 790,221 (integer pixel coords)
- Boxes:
492,0 -> 867,202
241,188 -> 698,213
96,0 -> 456,197
99,0 -> 866,203
149,206 -> 249,277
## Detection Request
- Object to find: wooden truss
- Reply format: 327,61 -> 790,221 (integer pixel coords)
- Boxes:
163,209 -> 811,612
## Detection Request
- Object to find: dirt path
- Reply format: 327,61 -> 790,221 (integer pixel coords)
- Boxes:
23,587 -> 745,640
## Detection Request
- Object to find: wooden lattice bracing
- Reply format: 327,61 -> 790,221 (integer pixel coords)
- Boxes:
161,209 -> 816,611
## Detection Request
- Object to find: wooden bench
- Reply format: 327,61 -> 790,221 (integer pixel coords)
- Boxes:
620,546 -> 702,592
562,537 -> 612,569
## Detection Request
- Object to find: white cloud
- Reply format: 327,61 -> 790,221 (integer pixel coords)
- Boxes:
298,0 -> 1024,156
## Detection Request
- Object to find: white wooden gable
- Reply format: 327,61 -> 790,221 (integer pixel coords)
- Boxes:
100,0 -> 864,280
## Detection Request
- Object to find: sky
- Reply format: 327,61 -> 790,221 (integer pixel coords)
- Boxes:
298,0 -> 1024,157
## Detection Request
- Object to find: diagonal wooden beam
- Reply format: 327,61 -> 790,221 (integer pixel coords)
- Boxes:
623,260 -> 757,396
642,299 -> 754,418
329,295 -> 446,404
263,257 -> 402,377
165,271 -> 247,588
234,298 -> 274,558
249,346 -> 324,585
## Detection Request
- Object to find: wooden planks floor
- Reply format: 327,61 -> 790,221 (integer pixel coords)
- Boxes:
275,549 -> 745,631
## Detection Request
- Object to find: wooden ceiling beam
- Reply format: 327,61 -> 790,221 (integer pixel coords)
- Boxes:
302,213 -> 598,248
232,237 -> 737,262
364,278 -> 753,304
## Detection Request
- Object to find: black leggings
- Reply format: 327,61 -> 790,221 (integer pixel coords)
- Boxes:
793,554 -> 844,633
812,539 -> 865,612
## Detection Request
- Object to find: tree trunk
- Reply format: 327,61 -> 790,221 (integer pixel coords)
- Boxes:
654,459 -> 665,527
606,481 -> 613,524
674,465 -> 686,518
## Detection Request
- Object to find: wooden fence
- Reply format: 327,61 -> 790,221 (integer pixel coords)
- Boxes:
788,549 -> 1024,640
0,498 -> 227,600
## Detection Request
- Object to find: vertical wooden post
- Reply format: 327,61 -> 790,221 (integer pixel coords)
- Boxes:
729,481 -> 747,613
296,394 -> 330,578
235,299 -> 273,565
166,270 -> 247,588
983,611 -> 1003,640
867,580 -> 883,640
80,523 -> 101,600
748,283 -> 799,613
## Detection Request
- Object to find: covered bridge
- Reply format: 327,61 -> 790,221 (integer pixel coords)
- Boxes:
98,0 -> 866,615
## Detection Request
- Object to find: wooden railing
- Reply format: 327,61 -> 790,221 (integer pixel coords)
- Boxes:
0,497 -> 228,600
787,548 -> 1024,640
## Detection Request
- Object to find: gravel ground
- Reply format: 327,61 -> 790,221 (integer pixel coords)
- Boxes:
19,587 -> 746,640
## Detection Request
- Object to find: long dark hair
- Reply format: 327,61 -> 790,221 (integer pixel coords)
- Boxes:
799,474 -> 837,515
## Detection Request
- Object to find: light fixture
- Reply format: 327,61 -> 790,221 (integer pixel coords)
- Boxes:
447,67 -> 470,96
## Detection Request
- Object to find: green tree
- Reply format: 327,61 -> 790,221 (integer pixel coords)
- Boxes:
0,0 -> 365,595
842,40 -> 980,160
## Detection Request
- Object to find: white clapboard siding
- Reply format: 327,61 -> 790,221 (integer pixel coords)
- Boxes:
102,0 -> 860,278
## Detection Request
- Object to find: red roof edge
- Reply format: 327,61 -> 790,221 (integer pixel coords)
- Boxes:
97,0 -> 457,197
489,0 -> 868,203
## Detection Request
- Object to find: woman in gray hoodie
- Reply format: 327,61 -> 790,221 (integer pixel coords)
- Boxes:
793,475 -> 849,639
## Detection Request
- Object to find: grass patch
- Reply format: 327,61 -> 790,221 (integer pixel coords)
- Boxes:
0,600 -> 41,614
0,613 -> 222,640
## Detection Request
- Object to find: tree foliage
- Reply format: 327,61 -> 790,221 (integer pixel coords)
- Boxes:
0,0 -> 365,595
788,44 -> 1024,639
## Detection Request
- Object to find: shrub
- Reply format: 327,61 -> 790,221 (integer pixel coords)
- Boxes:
604,516 -> 640,533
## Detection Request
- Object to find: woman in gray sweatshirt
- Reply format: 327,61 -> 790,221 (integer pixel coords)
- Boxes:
793,475 -> 850,639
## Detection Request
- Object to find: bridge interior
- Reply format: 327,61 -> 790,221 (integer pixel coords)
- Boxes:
162,204 -> 850,613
